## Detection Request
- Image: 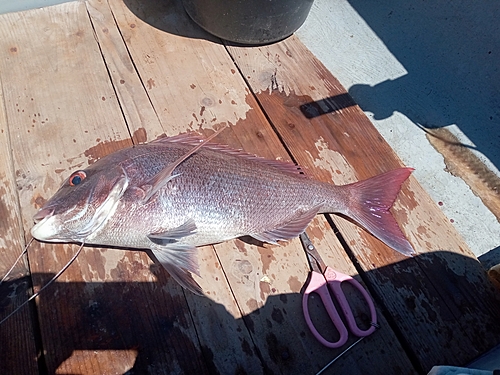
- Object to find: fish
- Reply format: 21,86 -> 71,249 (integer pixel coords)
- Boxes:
31,130 -> 415,294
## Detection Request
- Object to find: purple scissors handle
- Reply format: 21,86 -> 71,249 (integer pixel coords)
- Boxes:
302,264 -> 377,348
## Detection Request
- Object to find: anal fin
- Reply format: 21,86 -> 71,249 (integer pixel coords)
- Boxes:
251,205 -> 320,244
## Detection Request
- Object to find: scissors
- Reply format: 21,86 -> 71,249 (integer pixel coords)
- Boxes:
300,232 -> 377,348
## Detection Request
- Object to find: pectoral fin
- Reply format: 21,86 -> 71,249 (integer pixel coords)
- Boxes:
250,205 -> 320,244
141,127 -> 226,203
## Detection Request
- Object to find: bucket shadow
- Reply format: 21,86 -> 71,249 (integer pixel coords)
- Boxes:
120,0 -> 222,43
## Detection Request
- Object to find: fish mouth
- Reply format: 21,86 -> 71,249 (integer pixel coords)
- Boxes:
33,207 -> 55,223
31,207 -> 59,242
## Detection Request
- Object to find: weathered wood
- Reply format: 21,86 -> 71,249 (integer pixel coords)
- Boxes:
0,64 -> 39,375
107,0 -> 253,136
99,0 -> 273,373
106,0 -> 417,373
86,0 -> 159,144
226,36 -> 500,372
2,0 -> 498,373
219,217 -> 416,374
0,2 -> 207,374
107,1 -> 325,374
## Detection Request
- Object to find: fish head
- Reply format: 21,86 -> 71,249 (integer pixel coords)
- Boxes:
31,162 -> 129,243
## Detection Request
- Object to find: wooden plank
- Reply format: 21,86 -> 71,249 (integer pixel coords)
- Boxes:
226,35 -> 500,372
85,0 -> 160,144
106,1 -> 332,373
90,0 -> 266,373
221,217 -> 416,374
108,0 -> 416,373
0,69 -> 39,375
0,2 -> 208,374
106,0 -> 255,136
5,0 -> 495,373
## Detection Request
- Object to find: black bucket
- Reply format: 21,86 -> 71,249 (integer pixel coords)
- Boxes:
182,0 -> 315,45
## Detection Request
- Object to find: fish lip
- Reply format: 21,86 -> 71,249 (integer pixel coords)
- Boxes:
33,207 -> 54,223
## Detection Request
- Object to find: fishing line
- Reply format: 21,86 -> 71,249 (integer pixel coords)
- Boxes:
315,336 -> 365,375
0,237 -> 33,286
0,242 -> 85,326
314,323 -> 380,375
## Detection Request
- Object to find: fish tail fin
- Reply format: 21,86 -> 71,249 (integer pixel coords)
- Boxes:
342,167 -> 415,256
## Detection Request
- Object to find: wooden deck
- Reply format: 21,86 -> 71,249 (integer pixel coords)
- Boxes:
1,1 -> 499,374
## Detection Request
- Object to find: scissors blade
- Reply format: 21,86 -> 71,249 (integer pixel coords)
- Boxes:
299,232 -> 327,274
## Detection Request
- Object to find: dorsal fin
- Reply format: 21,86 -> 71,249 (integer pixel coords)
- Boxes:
151,132 -> 307,178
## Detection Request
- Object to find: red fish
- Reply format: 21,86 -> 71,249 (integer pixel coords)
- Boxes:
31,132 -> 414,294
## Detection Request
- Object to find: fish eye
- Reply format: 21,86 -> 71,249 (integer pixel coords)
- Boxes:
69,171 -> 87,186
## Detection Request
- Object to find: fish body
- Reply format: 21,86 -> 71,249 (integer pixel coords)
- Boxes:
32,132 -> 414,293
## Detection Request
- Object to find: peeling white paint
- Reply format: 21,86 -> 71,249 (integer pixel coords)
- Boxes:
306,136 -> 356,184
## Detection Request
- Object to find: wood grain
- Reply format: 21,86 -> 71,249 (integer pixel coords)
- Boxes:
1,0 -> 497,373
226,35 -> 500,372
86,0 -> 160,144
96,0 -> 268,372
0,60 -> 39,375
0,2 -> 205,373
105,0 -> 416,373
108,0 -> 252,136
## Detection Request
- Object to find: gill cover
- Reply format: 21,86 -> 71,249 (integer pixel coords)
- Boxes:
77,175 -> 129,239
